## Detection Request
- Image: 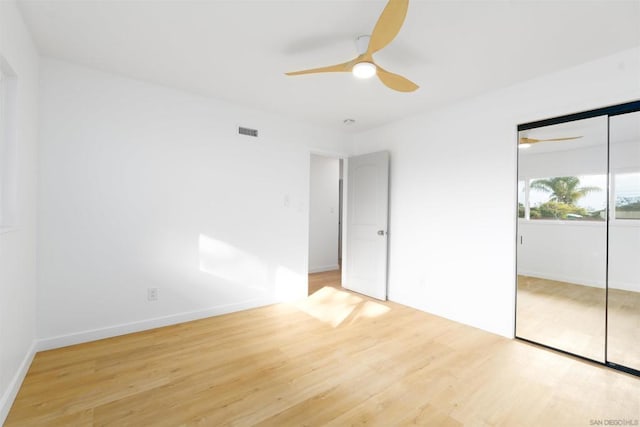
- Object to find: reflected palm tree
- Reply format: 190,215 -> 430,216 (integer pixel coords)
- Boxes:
530,176 -> 601,204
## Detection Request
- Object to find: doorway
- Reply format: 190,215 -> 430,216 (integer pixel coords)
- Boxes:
308,154 -> 343,295
308,150 -> 391,300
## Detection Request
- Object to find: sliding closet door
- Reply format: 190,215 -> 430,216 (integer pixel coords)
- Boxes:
516,116 -> 608,362
607,111 -> 640,372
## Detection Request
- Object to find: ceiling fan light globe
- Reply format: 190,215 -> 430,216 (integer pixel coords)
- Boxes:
352,62 -> 377,79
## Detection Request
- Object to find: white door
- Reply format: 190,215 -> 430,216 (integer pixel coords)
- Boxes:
344,151 -> 389,300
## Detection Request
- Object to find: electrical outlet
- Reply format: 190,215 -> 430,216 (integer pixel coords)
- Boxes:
147,287 -> 158,301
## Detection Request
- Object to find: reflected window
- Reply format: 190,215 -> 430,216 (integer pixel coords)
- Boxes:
614,171 -> 640,220
518,180 -> 525,218
527,174 -> 606,221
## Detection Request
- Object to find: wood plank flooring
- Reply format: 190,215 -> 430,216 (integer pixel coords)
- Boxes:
308,268 -> 341,295
516,275 -> 606,361
6,272 -> 640,426
608,288 -> 640,369
517,275 -> 640,368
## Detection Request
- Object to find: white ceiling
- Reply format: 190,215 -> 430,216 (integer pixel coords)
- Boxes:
17,0 -> 640,132
519,107 -> 640,154
519,116 -> 607,153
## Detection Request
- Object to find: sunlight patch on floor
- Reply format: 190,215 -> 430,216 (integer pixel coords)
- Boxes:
293,286 -> 390,327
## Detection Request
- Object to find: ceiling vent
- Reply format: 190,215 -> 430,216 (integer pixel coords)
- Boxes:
238,126 -> 258,137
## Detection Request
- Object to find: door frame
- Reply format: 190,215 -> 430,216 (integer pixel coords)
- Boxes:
307,149 -> 350,290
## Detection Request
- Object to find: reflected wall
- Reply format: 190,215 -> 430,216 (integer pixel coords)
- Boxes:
607,110 -> 640,370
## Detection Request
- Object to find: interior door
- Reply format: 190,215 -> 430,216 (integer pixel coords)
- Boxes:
344,151 -> 389,300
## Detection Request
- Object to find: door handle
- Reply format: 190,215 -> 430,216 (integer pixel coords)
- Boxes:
377,230 -> 386,236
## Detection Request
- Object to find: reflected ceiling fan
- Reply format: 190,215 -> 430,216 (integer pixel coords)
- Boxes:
519,136 -> 583,145
285,0 -> 418,92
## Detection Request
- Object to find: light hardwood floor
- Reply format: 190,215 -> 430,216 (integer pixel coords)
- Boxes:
517,275 -> 640,368
608,288 -> 640,369
7,272 -> 640,426
516,275 -> 606,361
308,268 -> 341,295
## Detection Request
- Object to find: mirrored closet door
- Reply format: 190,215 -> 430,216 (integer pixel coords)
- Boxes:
516,101 -> 640,375
607,110 -> 640,372
516,116 -> 608,362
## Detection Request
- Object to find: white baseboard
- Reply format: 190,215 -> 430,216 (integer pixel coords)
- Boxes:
518,270 -> 640,292
1,298 -> 275,422
388,292 -> 513,339
309,265 -> 339,274
0,340 -> 37,425
605,280 -> 640,292
36,297 -> 274,351
517,270 -> 605,288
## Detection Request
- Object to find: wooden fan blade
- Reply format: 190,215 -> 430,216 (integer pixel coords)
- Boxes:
285,60 -> 355,76
376,66 -> 418,92
519,136 -> 582,144
368,0 -> 409,54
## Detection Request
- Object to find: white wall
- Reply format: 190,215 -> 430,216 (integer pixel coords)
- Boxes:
350,47 -> 640,338
517,140 -> 609,288
0,1 -> 39,422
517,140 -> 640,292
517,221 -> 607,287
609,118 -> 640,292
609,225 -> 640,291
308,154 -> 339,273
518,145 -> 607,178
37,59 -> 349,348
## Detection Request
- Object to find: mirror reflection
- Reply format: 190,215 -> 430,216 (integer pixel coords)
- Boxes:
516,116 -> 608,362
607,110 -> 640,371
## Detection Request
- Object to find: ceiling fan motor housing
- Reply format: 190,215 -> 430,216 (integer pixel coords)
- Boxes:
355,35 -> 371,55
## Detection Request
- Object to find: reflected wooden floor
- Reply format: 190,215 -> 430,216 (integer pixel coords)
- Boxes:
516,276 -> 606,361
7,278 -> 640,426
605,288 -> 640,368
517,275 -> 640,369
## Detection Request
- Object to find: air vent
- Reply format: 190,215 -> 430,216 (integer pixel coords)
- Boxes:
238,126 -> 258,137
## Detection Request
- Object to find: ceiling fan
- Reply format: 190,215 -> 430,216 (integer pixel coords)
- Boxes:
519,136 -> 583,145
285,0 -> 418,92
